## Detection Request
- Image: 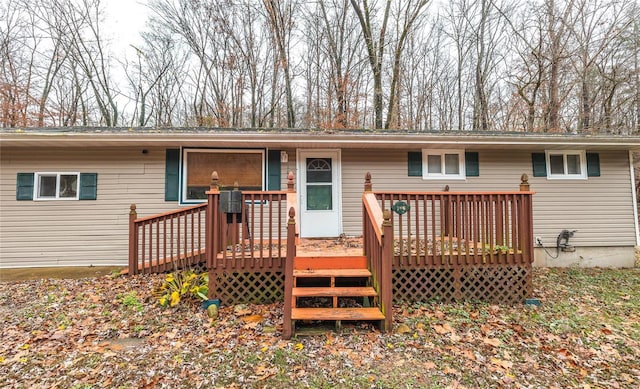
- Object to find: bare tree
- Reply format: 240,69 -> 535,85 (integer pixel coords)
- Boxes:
350,0 -> 429,129
263,0 -> 298,128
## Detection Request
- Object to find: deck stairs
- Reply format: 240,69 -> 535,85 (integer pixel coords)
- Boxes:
289,255 -> 385,333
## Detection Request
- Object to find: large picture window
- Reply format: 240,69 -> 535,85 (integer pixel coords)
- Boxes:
182,149 -> 264,201
34,172 -> 79,200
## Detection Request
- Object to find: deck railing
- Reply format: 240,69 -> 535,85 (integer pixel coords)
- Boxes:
363,172 -> 535,303
362,173 -> 393,331
373,176 -> 534,267
129,171 -> 297,276
128,203 -> 207,275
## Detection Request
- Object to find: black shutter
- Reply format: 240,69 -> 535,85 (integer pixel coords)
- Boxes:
165,149 -> 180,201
16,173 -> 34,200
79,173 -> 98,200
532,153 -> 547,177
408,152 -> 422,176
586,153 -> 600,177
465,152 -> 479,177
267,150 -> 281,190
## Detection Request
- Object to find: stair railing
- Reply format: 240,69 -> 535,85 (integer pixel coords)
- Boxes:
362,173 -> 393,332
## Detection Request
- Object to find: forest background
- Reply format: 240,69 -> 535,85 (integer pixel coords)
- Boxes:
1,0 -> 639,135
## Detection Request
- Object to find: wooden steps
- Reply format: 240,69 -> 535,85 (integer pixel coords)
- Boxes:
285,255 -> 385,336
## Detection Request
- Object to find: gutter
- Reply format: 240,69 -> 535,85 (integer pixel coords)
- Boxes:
2,132 -> 640,150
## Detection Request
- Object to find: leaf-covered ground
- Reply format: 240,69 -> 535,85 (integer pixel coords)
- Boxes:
1,267 -> 638,388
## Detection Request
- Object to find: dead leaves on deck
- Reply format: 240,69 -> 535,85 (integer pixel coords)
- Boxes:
0,268 -> 639,387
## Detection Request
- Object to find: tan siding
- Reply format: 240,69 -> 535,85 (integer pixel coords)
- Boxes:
1,146 -> 634,268
340,149 -> 636,246
0,147 -> 180,268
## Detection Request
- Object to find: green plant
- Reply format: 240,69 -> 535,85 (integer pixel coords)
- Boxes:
483,244 -> 511,254
118,291 -> 143,312
155,270 -> 208,308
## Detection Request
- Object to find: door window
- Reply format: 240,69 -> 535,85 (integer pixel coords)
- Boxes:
306,158 -> 332,210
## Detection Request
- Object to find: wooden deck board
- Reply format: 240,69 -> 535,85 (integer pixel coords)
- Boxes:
293,268 -> 371,278
292,286 -> 377,297
291,307 -> 385,321
294,255 -> 367,270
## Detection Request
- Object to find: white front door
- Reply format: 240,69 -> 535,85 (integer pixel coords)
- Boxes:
298,149 -> 342,237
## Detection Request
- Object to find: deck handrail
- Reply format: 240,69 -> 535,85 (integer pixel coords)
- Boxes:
132,203 -> 207,223
362,173 -> 393,331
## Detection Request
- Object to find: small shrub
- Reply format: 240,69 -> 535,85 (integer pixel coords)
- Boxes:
118,291 -> 143,312
155,270 -> 208,308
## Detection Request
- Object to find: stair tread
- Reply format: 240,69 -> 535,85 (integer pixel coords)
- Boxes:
294,256 -> 367,270
292,286 -> 378,297
293,268 -> 371,277
291,307 -> 385,321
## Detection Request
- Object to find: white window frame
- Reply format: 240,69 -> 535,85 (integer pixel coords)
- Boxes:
34,172 -> 80,200
422,149 -> 466,180
181,148 -> 265,203
545,150 -> 587,179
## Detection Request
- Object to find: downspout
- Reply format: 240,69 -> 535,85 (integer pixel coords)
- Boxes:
630,151 -> 640,246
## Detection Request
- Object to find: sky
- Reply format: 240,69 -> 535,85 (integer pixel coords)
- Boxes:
104,0 -> 148,56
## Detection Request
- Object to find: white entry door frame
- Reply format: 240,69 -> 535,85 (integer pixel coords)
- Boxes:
297,149 -> 342,238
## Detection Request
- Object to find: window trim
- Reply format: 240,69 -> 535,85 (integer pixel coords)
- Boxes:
181,148 -> 266,204
34,172 -> 80,201
545,150 -> 587,180
422,149 -> 466,180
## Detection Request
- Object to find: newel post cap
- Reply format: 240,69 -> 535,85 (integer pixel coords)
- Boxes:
382,209 -> 392,227
210,171 -> 219,190
520,173 -> 530,191
364,172 -> 372,192
287,171 -> 295,192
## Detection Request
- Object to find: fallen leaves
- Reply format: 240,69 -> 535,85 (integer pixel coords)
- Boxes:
482,337 -> 502,348
0,268 -> 638,388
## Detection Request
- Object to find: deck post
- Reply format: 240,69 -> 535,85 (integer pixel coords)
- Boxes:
283,207 -> 297,339
207,172 -> 221,299
128,204 -> 138,275
442,185 -> 452,238
363,173 -> 372,257
381,209 -> 394,332
520,173 -> 534,297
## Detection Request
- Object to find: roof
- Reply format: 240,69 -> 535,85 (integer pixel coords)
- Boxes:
1,127 -> 639,151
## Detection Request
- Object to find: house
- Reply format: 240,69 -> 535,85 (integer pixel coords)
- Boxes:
1,127 -> 638,270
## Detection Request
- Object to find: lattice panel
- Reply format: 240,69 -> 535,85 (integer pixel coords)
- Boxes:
393,268 -> 455,303
212,271 -> 284,305
460,266 -> 531,304
393,265 -> 531,304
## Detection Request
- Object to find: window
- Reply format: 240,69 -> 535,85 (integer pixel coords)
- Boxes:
422,150 -> 466,179
182,149 -> 264,202
306,158 -> 332,210
546,151 -> 586,179
34,172 -> 79,200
